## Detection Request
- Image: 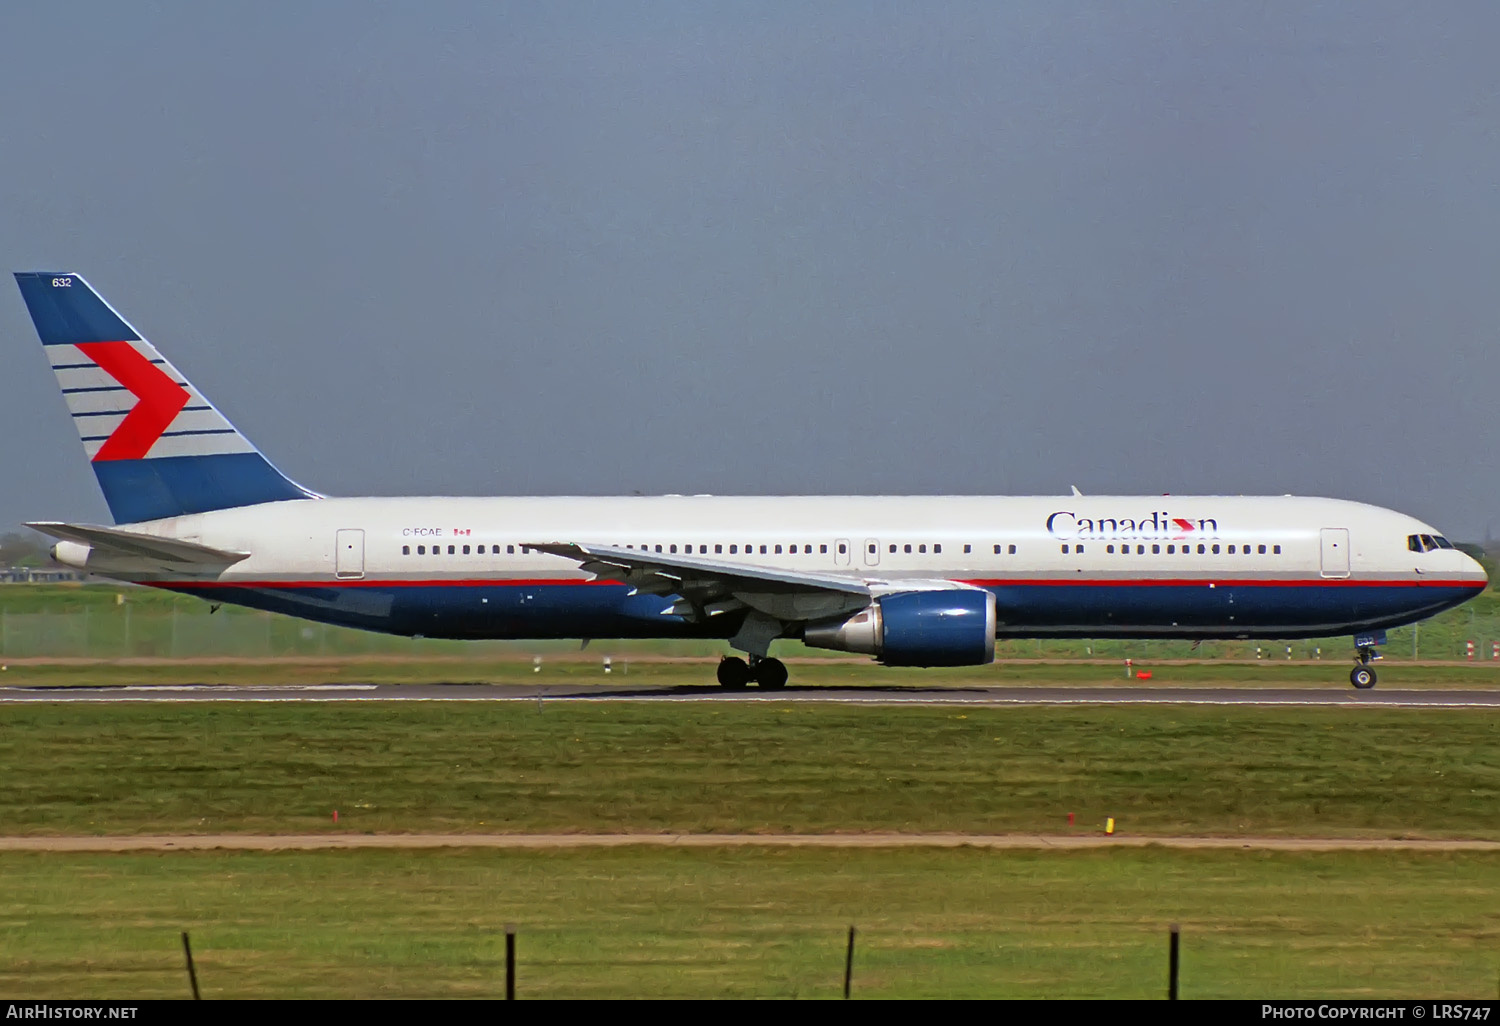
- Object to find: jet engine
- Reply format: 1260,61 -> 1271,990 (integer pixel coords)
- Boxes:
802,589 -> 996,666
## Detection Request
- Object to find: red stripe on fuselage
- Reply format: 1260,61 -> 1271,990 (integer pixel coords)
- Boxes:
157,576 -> 1485,590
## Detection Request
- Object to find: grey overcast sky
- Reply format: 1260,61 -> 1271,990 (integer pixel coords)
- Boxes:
2,2 -> 1498,538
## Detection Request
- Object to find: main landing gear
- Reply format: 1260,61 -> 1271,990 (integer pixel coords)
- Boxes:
717,655 -> 788,690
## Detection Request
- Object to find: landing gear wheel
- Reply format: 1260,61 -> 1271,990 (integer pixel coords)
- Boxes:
755,657 -> 789,690
1350,666 -> 1377,690
717,656 -> 752,689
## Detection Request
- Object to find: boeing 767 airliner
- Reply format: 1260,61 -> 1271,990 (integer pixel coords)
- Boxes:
12,272 -> 1487,689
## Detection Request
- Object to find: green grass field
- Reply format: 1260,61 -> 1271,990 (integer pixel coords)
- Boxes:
2,703 -> 1498,838
3,700 -> 1500,998
1,847 -> 1496,999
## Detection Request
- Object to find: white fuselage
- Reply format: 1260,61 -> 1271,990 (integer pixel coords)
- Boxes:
64,493 -> 1488,644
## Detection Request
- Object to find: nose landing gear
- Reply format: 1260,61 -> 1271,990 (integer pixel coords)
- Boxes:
1349,631 -> 1385,689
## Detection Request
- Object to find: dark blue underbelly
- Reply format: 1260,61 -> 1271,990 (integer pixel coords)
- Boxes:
160,579 -> 1482,642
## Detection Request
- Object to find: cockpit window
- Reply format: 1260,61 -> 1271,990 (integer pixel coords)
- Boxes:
1408,534 -> 1423,553
1409,533 -> 1455,553
1434,536 -> 1454,549
1420,534 -> 1437,552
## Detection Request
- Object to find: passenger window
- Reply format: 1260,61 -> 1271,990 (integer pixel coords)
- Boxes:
462,545 -> 470,555
1211,544 -> 1219,554
904,544 -> 912,554
417,545 -> 425,555
993,544 -> 1002,554
760,545 -> 767,554
1008,545 -> 1016,554
891,544 -> 898,553
868,543 -> 876,554
775,545 -> 783,554
1258,544 -> 1266,554
655,544 -> 662,552
1076,543 -> 1084,554
507,545 -> 515,554
1061,544 -> 1070,554
1167,544 -> 1175,554
670,544 -> 677,553
730,545 -> 738,554
1273,545 -> 1282,554
448,545 -> 456,555
1243,547 -> 1251,556
1197,544 -> 1206,554
402,545 -> 410,555
1152,544 -> 1160,554
1106,545 -> 1114,554
1137,544 -> 1145,555
963,544 -> 971,554
933,544 -> 941,554
714,544 -> 722,554
919,544 -> 927,554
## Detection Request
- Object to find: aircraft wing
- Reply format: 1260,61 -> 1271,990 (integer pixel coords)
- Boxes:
27,521 -> 251,568
525,541 -> 873,624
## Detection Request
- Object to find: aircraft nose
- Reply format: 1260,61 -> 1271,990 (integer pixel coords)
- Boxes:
1470,552 -> 1490,586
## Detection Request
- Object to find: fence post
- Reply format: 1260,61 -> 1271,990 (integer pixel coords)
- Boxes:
1168,923 -> 1179,1000
505,923 -> 516,1000
181,931 -> 201,1000
844,925 -> 856,999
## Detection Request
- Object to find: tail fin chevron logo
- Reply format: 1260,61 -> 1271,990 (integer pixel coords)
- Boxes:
74,341 -> 190,461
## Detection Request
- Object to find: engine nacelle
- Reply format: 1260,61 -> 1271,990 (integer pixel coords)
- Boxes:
802,589 -> 996,667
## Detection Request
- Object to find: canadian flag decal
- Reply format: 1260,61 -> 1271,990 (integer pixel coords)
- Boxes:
75,341 -> 190,462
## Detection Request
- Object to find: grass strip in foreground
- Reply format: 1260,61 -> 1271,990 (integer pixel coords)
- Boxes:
0,847 -> 1496,999
1,703 -> 1498,838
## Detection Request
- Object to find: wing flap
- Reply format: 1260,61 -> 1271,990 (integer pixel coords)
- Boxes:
526,541 -> 872,623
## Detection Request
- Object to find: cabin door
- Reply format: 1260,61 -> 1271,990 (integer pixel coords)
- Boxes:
336,529 -> 366,580
863,538 -> 880,567
835,538 -> 851,566
1319,528 -> 1350,579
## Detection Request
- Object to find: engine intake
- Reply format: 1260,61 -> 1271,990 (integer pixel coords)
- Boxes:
802,589 -> 996,666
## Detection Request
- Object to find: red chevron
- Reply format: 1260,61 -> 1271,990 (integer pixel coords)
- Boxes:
1172,518 -> 1196,533
76,341 -> 190,462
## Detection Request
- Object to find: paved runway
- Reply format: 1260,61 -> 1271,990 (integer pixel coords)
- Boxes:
3,682 -> 1500,706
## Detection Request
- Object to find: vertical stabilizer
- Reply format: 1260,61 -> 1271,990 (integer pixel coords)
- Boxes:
13,272 -> 318,523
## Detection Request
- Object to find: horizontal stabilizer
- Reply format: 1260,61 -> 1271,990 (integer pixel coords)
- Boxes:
27,521 -> 250,566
